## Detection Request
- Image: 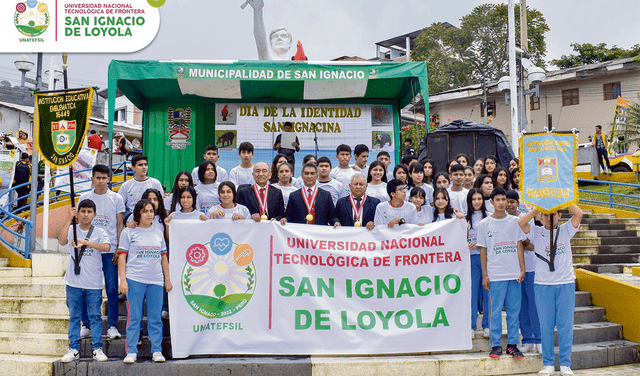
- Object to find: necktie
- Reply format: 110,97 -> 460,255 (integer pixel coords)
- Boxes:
307,188 -> 313,201
259,188 -> 265,201
355,197 -> 362,209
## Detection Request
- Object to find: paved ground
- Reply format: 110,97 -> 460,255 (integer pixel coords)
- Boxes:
513,363 -> 640,375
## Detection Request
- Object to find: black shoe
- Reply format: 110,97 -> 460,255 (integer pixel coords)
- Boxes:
138,331 -> 144,345
489,346 -> 502,358
506,344 -> 524,359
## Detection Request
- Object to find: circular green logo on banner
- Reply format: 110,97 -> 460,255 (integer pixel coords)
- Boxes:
147,0 -> 166,8
14,1 -> 49,37
182,236 -> 256,319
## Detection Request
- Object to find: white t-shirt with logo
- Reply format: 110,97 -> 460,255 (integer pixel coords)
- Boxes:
62,226 -> 110,290
366,182 -> 388,202
163,195 -> 183,213
191,165 -> 228,186
330,167 -> 358,197
118,177 -> 164,212
374,201 -> 419,226
78,189 -> 125,253
447,187 -> 469,214
467,211 -> 485,256
317,179 -> 344,205
484,198 -> 495,213
519,215 -> 537,272
207,204 -> 251,219
229,165 -> 255,186
271,183 -> 297,209
168,210 -> 206,221
407,183 -> 434,207
416,205 -> 434,224
476,214 -> 526,281
196,183 -> 220,214
527,221 -> 579,285
118,226 -> 167,286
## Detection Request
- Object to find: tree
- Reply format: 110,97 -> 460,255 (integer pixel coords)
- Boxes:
551,43 -> 640,69
411,4 -> 549,95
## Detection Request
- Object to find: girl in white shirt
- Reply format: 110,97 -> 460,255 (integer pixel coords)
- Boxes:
208,182 -> 251,220
474,174 -> 495,213
466,188 -> 489,338
407,162 -> 434,206
195,160 -> 220,214
409,187 -> 433,224
393,164 -> 408,185
432,187 -> 456,222
271,162 -> 297,210
164,171 -> 193,215
365,160 -> 388,202
423,159 -> 436,186
164,186 -> 207,239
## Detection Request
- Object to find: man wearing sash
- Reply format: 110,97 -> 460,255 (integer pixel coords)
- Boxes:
335,174 -> 380,230
281,163 -> 340,226
237,162 -> 285,222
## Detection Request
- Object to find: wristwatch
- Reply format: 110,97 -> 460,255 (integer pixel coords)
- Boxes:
399,218 -> 406,225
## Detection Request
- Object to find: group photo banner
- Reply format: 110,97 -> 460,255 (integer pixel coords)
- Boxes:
168,219 -> 471,358
519,132 -> 579,214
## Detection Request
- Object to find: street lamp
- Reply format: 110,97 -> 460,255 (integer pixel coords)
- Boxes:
499,57 -> 546,134
14,55 -> 34,87
44,65 -> 64,90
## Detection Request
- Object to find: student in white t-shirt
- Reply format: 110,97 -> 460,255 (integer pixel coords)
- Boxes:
506,190 -> 540,354
330,144 -> 358,197
474,174 -> 495,213
352,144 -> 369,177
448,164 -> 469,215
195,161 -> 220,214
463,166 -> 475,190
208,181 -> 251,220
271,162 -> 298,210
365,160 -> 388,202
407,162 -> 434,207
191,145 -> 228,186
118,199 -> 172,364
374,179 -> 421,227
118,155 -> 164,220
477,188 -> 526,360
164,171 -> 193,215
423,159 -> 436,186
77,164 -> 125,341
317,157 -> 345,205
228,142 -> 256,186
432,188 -> 464,222
519,204 -> 583,376
466,188 -> 489,339
409,186 -> 433,224
59,200 -> 111,363
164,186 -> 207,238
433,172 -> 450,190
376,151 -> 394,182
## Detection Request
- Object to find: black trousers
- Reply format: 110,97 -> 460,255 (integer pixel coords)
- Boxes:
596,147 -> 610,170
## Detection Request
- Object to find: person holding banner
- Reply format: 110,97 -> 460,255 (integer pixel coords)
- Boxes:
592,125 -> 612,174
282,163 -> 340,226
335,174 -> 380,230
466,188 -> 489,339
374,179 -> 421,227
518,205 -> 583,376
208,182 -> 251,220
237,162 -> 285,222
118,199 -> 172,364
477,188 -> 526,360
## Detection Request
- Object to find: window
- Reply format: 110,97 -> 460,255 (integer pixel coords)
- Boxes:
603,82 -> 621,100
481,101 -> 496,117
530,95 -> 540,111
562,89 -> 579,106
114,107 -> 127,122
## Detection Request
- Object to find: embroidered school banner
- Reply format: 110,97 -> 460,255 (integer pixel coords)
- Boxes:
35,88 -> 94,168
168,219 -> 470,358
519,132 -> 578,214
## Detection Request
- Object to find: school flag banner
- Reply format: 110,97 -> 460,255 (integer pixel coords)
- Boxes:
35,87 -> 94,168
168,219 -> 471,358
0,150 -> 20,207
519,132 -> 578,214
610,96 -> 631,154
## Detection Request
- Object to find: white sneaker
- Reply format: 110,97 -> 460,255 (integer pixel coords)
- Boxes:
538,365 -> 555,375
123,353 -> 137,364
483,328 -> 490,338
519,344 -> 533,352
107,326 -> 122,339
80,325 -> 91,339
471,330 -> 475,340
161,310 -> 169,319
93,348 -> 108,362
61,348 -> 79,363
536,343 -> 543,354
560,366 -> 574,375
152,352 -> 166,362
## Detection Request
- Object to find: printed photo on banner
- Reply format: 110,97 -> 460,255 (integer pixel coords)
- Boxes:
215,130 -> 237,149
168,219 -> 471,358
372,131 -> 394,150
371,105 -> 393,126
217,104 -> 237,125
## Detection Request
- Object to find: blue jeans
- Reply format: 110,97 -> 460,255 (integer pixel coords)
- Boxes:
519,272 -> 541,344
66,285 -> 103,351
489,280 -> 521,347
470,255 -> 482,330
82,253 -> 119,328
535,283 -> 575,367
125,279 -> 163,354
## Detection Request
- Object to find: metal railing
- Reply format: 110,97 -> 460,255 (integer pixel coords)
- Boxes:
578,179 -> 640,212
0,161 -> 130,259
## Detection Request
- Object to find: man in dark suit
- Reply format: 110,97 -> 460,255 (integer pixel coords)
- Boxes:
335,174 -> 380,230
281,163 -> 340,226
237,162 -> 285,222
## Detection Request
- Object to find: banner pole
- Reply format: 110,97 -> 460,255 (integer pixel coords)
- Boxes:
41,54 -> 56,250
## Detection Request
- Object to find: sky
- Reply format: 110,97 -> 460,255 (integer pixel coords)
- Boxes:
0,0 -> 638,90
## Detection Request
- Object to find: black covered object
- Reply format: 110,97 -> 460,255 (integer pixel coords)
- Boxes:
417,119 -> 515,172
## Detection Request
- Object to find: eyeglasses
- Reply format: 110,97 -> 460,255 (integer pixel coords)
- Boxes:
396,187 -> 408,192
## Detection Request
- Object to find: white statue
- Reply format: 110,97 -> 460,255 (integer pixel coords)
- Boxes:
242,0 -> 292,60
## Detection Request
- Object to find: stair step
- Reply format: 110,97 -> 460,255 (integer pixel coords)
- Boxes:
0,268 -> 32,278
571,246 -> 599,255
574,306 -> 606,324
0,314 -> 68,334
0,354 -> 57,376
571,238 -> 600,246
584,223 -> 640,231
0,331 -> 68,357
570,322 -> 622,345
0,297 -> 68,315
596,230 -> 640,237
0,259 -> 8,268
574,254 -> 640,265
575,264 -> 640,274
0,283 -> 66,298
567,339 -> 640,370
600,237 -> 640,246
594,245 -> 640,254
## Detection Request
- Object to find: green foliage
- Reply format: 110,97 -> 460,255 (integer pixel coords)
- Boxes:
411,3 -> 549,94
402,120 -> 436,151
551,43 -> 640,69
213,283 -> 227,298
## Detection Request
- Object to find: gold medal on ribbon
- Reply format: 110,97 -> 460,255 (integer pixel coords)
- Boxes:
306,213 -> 314,221
354,220 -> 361,227
261,214 -> 268,220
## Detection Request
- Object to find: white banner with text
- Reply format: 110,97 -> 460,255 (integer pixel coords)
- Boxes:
168,218 -> 471,358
